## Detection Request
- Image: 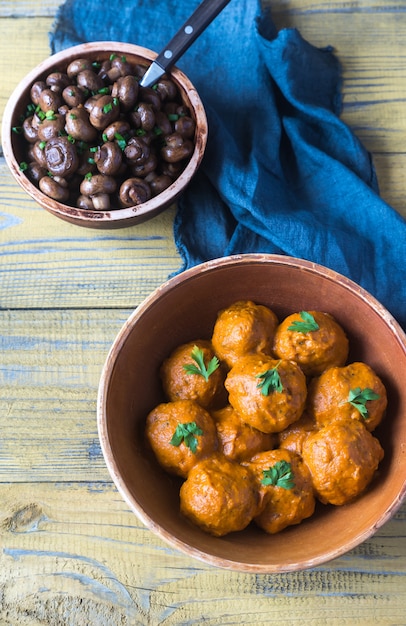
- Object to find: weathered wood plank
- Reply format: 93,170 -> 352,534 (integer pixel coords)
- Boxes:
0,151 -> 404,313
0,482 -> 405,625
0,162 -> 181,309
0,308 -> 131,481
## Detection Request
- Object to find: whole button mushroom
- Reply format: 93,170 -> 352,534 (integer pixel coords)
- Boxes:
175,116 -> 195,139
111,75 -> 139,111
161,132 -> 194,163
94,141 -> 123,176
37,113 -> 66,142
76,68 -> 105,93
105,55 -> 133,82
22,116 -> 39,143
155,79 -> 178,101
124,137 -> 150,165
80,174 -> 117,209
39,88 -> 63,113
65,107 -> 98,142
46,72 -> 70,93
130,153 -> 158,178
30,81 -> 47,105
67,58 -> 94,79
102,120 -> 131,142
39,175 -> 70,202
136,102 -> 156,131
44,136 -> 79,177
62,85 -> 86,108
89,95 -> 120,130
119,178 -> 151,207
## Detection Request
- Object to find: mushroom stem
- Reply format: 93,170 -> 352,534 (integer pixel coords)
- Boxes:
91,193 -> 111,210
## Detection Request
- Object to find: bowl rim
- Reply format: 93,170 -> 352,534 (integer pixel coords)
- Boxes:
1,41 -> 208,227
97,253 -> 406,572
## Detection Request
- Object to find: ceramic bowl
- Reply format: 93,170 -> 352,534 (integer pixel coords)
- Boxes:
2,41 -> 207,228
97,254 -> 406,572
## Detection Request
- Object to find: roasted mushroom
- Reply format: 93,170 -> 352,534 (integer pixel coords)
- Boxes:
38,88 -> 63,113
44,136 -> 79,177
22,116 -> 39,143
111,75 -> 139,110
66,58 -> 93,79
39,175 -> 70,202
64,107 -> 98,142
30,81 -> 47,105
119,177 -> 151,207
79,174 -> 117,210
94,141 -> 123,176
161,132 -> 194,163
37,113 -> 66,142
89,95 -> 120,130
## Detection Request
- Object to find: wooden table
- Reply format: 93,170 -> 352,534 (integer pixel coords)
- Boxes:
1,1 -> 405,624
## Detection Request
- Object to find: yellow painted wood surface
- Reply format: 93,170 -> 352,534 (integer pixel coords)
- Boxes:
1,1 -> 405,624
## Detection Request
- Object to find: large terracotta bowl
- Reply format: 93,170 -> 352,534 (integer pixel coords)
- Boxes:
97,254 -> 406,572
2,41 -> 207,228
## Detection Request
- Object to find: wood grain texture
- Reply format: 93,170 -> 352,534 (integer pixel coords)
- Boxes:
1,1 -> 406,623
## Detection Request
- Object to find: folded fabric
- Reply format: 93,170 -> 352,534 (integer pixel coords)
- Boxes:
50,0 -> 406,329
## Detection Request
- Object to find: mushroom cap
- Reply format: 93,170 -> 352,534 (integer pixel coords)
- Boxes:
80,174 -> 117,196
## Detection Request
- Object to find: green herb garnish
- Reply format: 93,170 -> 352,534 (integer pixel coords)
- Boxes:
256,361 -> 283,396
170,422 -> 203,454
45,110 -> 57,120
114,132 -> 127,150
261,460 -> 295,490
183,345 -> 219,382
19,161 -> 28,172
345,387 -> 380,419
288,311 -> 319,333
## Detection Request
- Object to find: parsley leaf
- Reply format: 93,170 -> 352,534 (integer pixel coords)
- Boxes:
287,311 -> 319,333
261,460 -> 295,490
170,422 -> 203,453
256,361 -> 283,396
183,345 -> 220,382
345,387 -> 380,419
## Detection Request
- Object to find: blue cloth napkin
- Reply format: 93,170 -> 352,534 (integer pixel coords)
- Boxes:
50,0 -> 406,329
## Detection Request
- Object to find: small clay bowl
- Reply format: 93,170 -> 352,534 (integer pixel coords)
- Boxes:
2,41 -> 207,228
97,254 -> 406,572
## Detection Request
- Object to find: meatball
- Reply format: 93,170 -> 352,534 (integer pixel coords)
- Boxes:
273,311 -> 349,377
225,355 -> 307,433
302,419 -> 384,505
244,448 -> 315,534
179,454 -> 258,536
145,400 -> 218,478
211,300 -> 279,369
278,410 -> 317,457
306,362 -> 387,431
212,405 -> 276,462
160,340 -> 227,409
